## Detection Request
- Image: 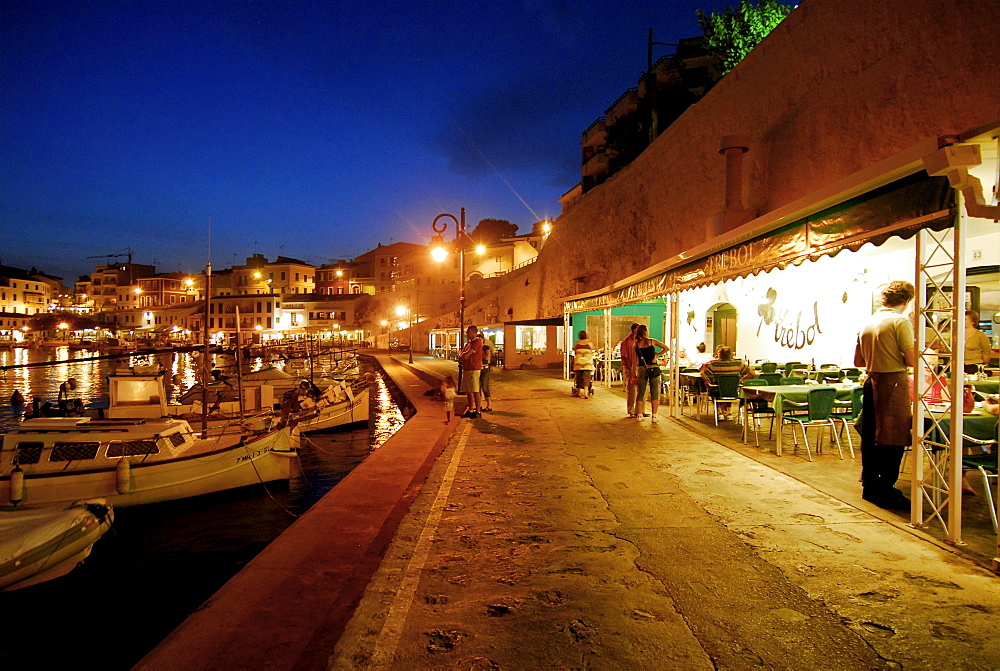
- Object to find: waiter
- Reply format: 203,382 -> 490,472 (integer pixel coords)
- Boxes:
854,280 -> 916,512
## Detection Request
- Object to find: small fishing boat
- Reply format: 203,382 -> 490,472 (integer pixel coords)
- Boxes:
173,365 -> 370,433
286,376 -> 371,432
0,410 -> 297,508
0,500 -> 114,591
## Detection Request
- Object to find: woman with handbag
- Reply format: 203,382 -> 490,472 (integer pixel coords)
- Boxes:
634,324 -> 668,421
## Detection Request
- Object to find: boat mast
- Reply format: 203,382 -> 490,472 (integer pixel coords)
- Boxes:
235,305 -> 246,421
201,219 -> 212,439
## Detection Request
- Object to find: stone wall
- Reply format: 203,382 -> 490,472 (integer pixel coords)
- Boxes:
476,0 -> 999,323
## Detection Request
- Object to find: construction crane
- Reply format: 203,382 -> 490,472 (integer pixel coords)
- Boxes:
87,248 -> 136,284
86,247 -> 133,265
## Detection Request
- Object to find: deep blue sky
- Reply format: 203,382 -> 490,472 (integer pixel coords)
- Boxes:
2,0 -> 708,283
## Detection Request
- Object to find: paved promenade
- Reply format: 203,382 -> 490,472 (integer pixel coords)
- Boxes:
334,357 -> 1000,669
142,354 -> 1000,669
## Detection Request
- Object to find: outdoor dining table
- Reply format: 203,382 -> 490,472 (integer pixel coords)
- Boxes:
679,372 -> 705,414
916,407 -> 998,510
741,383 -> 855,456
925,407 -> 999,449
972,380 -> 999,395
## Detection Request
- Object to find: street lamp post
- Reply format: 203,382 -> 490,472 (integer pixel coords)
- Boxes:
396,305 -> 413,364
430,208 -> 467,353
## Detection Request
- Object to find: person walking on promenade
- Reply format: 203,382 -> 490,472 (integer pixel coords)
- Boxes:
572,331 -> 596,398
620,323 -> 640,417
854,280 -> 916,511
458,325 -> 484,419
441,374 -> 458,423
634,324 -> 668,422
480,342 -> 494,411
701,346 -> 753,421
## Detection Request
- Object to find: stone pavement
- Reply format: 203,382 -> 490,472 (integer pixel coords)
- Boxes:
331,356 -> 1000,669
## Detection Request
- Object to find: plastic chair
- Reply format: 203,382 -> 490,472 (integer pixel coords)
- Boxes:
780,387 -> 844,461
783,362 -> 802,376
831,385 -> 861,458
610,360 -> 623,382
760,362 -> 778,374
780,376 -> 804,386
759,373 -> 783,386
842,368 -> 862,381
708,374 -> 741,426
679,368 -> 701,413
963,443 -> 999,532
741,378 -> 775,446
818,369 -> 845,383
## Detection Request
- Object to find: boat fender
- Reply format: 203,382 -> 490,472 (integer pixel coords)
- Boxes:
9,465 -> 24,506
116,459 -> 133,494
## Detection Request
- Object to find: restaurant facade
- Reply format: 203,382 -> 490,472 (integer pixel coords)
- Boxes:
562,127 -> 1000,563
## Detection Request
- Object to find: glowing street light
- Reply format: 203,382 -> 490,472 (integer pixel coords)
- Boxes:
395,305 -> 413,363
475,244 -> 486,256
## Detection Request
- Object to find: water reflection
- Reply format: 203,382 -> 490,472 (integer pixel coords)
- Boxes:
0,346 -> 405,669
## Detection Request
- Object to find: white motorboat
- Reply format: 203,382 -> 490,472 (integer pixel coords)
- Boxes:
0,413 -> 297,508
172,367 -> 370,433
287,377 -> 371,433
0,500 -> 114,591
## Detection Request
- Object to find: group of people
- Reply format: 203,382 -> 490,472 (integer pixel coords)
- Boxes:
440,325 -> 493,422
613,323 -> 751,422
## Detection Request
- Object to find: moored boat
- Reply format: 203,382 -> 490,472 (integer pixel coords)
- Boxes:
0,415 -> 297,508
0,500 -> 114,591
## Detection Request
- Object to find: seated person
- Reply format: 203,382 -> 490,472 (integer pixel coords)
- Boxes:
701,346 -> 754,419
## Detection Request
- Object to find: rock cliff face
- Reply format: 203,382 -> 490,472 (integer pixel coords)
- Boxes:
475,0 -> 999,322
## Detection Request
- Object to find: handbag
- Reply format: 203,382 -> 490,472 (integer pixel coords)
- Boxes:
644,366 -> 661,379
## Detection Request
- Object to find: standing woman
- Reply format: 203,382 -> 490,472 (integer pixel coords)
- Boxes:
634,324 -> 668,421
572,331 -> 596,398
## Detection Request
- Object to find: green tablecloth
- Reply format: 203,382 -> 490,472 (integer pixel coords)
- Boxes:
972,380 -> 999,395
932,410 -> 999,449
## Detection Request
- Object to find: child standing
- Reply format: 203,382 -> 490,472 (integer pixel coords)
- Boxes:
441,374 -> 458,423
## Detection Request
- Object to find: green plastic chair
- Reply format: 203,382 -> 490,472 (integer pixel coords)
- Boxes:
780,387 -> 844,461
708,373 -> 741,426
831,385 -> 861,458
780,376 -> 805,385
760,362 -> 778,374
741,378 -> 775,446
783,362 -> 802,376
842,368 -> 862,381
963,447 -> 999,532
759,373 -> 783,386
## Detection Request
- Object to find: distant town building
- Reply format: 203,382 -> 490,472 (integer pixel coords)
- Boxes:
0,264 -> 63,315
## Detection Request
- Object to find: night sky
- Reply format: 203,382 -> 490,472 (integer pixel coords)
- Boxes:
2,0 -> 708,283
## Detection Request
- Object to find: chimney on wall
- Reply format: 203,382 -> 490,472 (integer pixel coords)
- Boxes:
707,134 -> 754,237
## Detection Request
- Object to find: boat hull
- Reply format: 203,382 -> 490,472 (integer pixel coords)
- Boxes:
295,386 -> 370,433
1,501 -> 114,591
2,428 -> 296,508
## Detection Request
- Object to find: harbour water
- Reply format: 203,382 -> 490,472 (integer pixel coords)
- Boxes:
0,346 -> 404,669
